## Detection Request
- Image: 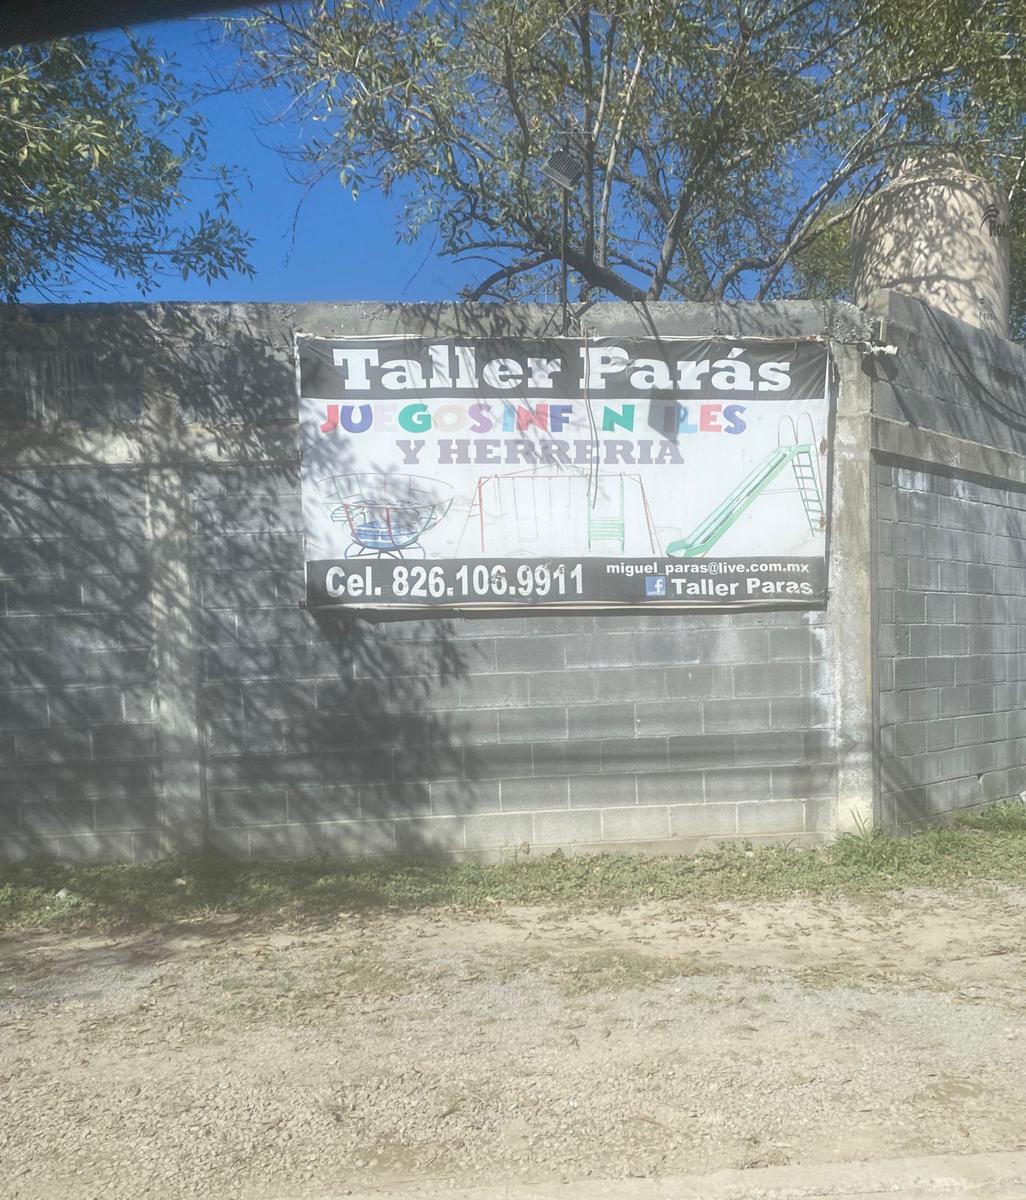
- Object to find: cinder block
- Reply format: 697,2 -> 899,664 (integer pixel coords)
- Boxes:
704,765 -> 774,805
93,798 -> 160,832
495,637 -> 566,672
498,705 -> 569,742
200,569 -> 280,610
231,531 -> 303,571
666,732 -> 735,771
663,665 -> 732,699
531,738 -> 604,776
736,800 -> 805,835
705,698 -> 771,733
0,690 -> 48,729
979,712 -> 1009,743
21,800 -> 95,835
92,725 -> 157,760
0,834 -> 45,861
564,633 -> 634,669
770,764 -> 836,800
894,659 -> 926,689
767,696 -> 829,731
436,710 -> 501,748
595,667 -> 662,703
286,785 -> 360,823
206,717 -> 280,757
875,485 -> 898,520
925,594 -> 955,623
389,676 -> 460,713
667,802 -> 737,838
952,715 -> 983,747
926,656 -> 956,686
122,687 -> 156,723
568,702 -> 636,740
500,775 -> 569,811
457,673 -> 530,710
533,809 -> 602,846
359,782 -> 432,819
908,625 -> 941,657
634,699 -> 702,737
0,616 -> 49,652
200,681 -> 244,722
769,628 -> 820,660
967,563 -> 996,592
636,771 -> 704,805
463,741 -> 533,780
750,731 -> 816,768
894,592 -> 926,623
801,731 -> 834,760
601,804 -> 669,841
204,644 -> 279,681
394,816 -> 466,853
529,671 -> 597,705
631,631 -> 701,667
207,748 -> 390,790
882,722 -> 926,758
463,812 -> 534,850
35,831 -> 138,863
968,683 -> 998,712
241,680 -> 315,719
907,689 -> 940,720
51,759 -> 155,800
429,778 -> 501,816
392,740 -> 463,783
213,790 -> 288,827
4,575 -> 81,616
696,628 -> 769,664
257,819 -> 397,859
804,798 -> 835,833
194,608 -> 239,647
16,727 -> 91,763
733,662 -> 801,699
569,773 -> 636,808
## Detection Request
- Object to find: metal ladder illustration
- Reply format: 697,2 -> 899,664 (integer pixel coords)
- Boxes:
790,446 -> 825,535
587,475 -> 626,552
666,444 -> 823,558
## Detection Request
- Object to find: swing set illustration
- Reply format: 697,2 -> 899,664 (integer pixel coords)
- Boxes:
461,470 -> 661,556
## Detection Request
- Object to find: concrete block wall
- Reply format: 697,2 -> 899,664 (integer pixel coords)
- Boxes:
870,291 -> 1026,829
0,467 -> 162,860
0,299 -> 869,861
874,463 -> 1026,829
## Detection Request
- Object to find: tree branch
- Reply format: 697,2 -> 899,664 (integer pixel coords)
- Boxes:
462,252 -> 554,301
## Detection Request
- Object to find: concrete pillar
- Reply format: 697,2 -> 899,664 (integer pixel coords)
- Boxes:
148,467 -> 206,854
829,341 -> 877,832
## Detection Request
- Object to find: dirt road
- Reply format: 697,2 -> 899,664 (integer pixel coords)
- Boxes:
3,886 -> 1026,1198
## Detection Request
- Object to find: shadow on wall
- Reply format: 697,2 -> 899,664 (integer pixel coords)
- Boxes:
0,303 -> 492,862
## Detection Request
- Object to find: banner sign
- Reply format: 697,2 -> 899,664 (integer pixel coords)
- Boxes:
298,335 -> 832,610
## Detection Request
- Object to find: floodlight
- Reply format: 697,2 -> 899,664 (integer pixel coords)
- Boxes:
541,147 -> 586,191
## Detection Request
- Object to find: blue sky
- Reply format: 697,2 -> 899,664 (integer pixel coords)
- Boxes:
33,14 -> 479,306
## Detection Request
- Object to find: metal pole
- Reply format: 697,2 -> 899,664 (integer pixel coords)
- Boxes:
560,187 -> 569,336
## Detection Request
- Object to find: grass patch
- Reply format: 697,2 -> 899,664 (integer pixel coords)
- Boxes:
3,802 -> 1026,932
553,948 -> 725,995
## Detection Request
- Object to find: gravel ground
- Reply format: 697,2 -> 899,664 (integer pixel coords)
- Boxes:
3,886 -> 1026,1198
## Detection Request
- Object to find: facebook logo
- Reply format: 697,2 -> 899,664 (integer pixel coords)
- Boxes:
645,575 -> 668,597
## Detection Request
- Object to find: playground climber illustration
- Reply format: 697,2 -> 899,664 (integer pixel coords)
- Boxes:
315,473 -> 455,560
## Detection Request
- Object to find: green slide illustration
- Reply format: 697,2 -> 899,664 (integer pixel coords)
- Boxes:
667,445 -> 824,558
